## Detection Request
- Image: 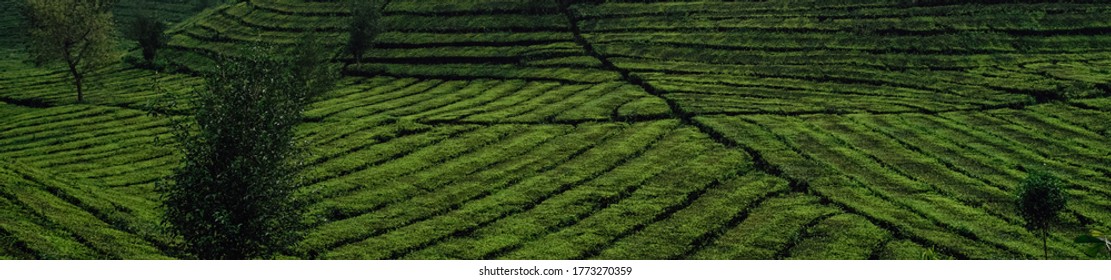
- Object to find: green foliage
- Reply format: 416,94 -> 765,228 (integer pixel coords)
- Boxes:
346,0 -> 381,66
193,0 -> 213,11
127,15 -> 166,67
5,0 -> 1111,261
1016,169 -> 1068,259
878,240 -> 952,260
20,0 -> 118,102
1074,228 -> 1110,259
0,162 -> 169,259
903,0 -> 1109,6
1017,170 -> 1069,230
1056,81 -> 1099,101
287,34 -> 339,104
691,194 -> 839,259
788,214 -> 892,259
159,44 -> 332,259
559,0 -> 600,6
596,173 -> 789,259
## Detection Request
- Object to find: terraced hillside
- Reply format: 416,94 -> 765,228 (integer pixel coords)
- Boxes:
575,1 -> 1111,114
115,0 -> 202,24
1,0 -> 1109,259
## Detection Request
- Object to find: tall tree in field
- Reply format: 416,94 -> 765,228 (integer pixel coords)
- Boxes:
1017,169 -> 1068,260
127,15 -> 166,67
347,0 -> 381,66
21,0 -> 118,102
158,44 -> 334,259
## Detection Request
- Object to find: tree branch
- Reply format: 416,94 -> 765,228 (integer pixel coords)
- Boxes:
72,27 -> 96,68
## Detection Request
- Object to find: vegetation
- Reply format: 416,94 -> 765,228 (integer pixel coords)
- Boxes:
158,44 -> 329,259
126,15 -> 166,67
1075,228 -> 1110,259
193,0 -> 213,11
288,34 -> 339,103
1017,170 -> 1069,259
20,0 -> 118,102
114,0 -> 200,24
1,0 -> 1110,260
346,0 -> 381,66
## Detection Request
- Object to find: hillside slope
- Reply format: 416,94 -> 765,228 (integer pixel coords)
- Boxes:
0,0 -> 1108,259
0,161 -> 170,259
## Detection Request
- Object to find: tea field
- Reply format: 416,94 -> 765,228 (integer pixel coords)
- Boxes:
0,0 -> 1109,259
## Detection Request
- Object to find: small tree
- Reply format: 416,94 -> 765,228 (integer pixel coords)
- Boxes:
288,34 -> 339,104
127,15 -> 166,67
347,0 -> 381,66
1017,170 -> 1068,260
21,0 -> 118,102
159,44 -> 332,259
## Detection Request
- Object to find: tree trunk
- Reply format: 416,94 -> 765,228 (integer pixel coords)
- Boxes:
1043,228 -> 1048,260
74,73 -> 84,103
66,60 -> 84,102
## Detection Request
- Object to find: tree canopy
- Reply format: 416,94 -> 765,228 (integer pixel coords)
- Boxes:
127,15 -> 167,67
347,0 -> 382,66
1017,169 -> 1068,259
159,42 -> 335,259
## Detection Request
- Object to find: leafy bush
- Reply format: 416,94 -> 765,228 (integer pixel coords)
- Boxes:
287,34 -> 340,104
1016,169 -> 1068,259
158,43 -> 334,259
126,15 -> 166,67
347,0 -> 382,66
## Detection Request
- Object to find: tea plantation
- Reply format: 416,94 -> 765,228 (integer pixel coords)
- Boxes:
0,0 -> 1109,259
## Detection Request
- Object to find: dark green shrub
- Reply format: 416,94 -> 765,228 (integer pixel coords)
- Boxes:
1016,169 -> 1068,259
127,15 -> 166,67
287,34 -> 339,103
159,43 -> 333,259
347,0 -> 381,66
